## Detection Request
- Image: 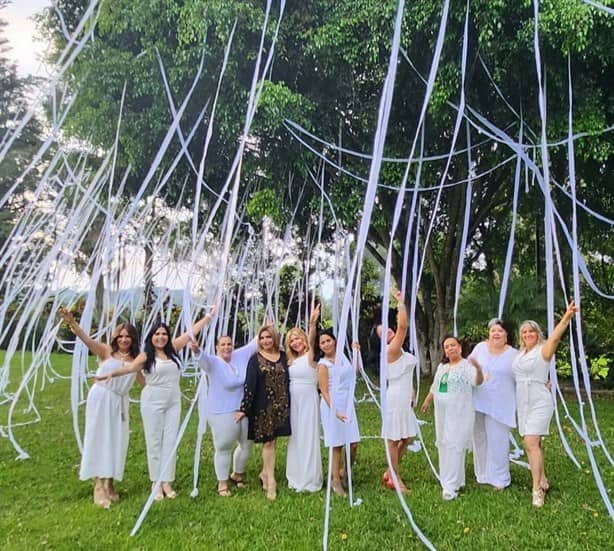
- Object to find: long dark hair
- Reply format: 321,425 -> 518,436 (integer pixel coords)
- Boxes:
144,322 -> 181,373
314,328 -> 336,362
110,323 -> 139,358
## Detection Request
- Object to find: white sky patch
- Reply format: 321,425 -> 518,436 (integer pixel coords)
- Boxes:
2,0 -> 51,77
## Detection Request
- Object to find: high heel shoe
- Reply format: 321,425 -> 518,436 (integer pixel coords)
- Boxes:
93,484 -> 111,509
265,480 -> 277,501
532,487 -> 545,508
161,483 -> 177,499
331,480 -> 346,497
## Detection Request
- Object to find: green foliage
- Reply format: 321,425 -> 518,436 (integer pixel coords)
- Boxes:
246,188 -> 284,228
557,355 -> 611,381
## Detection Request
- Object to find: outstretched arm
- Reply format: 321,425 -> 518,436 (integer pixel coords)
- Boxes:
95,352 -> 147,381
387,290 -> 408,361
541,301 -> 578,362
59,307 -> 110,359
172,306 -> 216,351
307,304 -> 320,368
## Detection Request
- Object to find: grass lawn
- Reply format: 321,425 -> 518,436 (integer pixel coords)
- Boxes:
1,351 -> 612,550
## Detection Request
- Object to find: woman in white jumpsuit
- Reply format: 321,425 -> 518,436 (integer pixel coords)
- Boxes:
513,301 -> 577,507
60,308 -> 141,508
100,309 -> 214,500
421,335 -> 484,500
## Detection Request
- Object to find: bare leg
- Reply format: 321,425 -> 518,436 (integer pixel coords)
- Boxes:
331,446 -> 346,496
262,440 -> 277,500
524,435 -> 545,506
105,478 -> 120,502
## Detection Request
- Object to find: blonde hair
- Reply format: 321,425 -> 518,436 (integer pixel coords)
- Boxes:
285,327 -> 309,364
518,320 -> 545,350
257,324 -> 280,352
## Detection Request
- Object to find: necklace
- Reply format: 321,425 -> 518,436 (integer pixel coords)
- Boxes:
117,351 -> 131,360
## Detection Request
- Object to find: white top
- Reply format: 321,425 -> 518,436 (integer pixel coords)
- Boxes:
469,341 -> 517,428
512,344 -> 550,383
143,358 -> 181,389
289,353 -> 318,386
198,338 -> 258,414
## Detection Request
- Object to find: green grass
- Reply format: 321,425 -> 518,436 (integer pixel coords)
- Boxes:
1,351 -> 612,550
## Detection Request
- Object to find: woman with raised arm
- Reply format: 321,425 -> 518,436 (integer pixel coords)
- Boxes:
284,305 -> 323,493
370,290 -> 418,494
59,308 -> 140,508
316,317 -> 361,498
190,332 -> 258,497
469,318 -> 517,490
236,324 -> 290,501
513,301 -> 578,507
421,335 -> 484,500
98,308 -> 214,500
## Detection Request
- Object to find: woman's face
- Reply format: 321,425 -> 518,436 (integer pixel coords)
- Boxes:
520,325 -> 539,349
443,338 -> 462,362
288,333 -> 307,355
116,329 -> 133,353
151,327 -> 169,350
319,334 -> 336,357
488,323 -> 507,347
259,330 -> 274,352
216,336 -> 233,361
376,325 -> 395,344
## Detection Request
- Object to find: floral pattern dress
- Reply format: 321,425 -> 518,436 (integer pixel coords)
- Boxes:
240,352 -> 291,443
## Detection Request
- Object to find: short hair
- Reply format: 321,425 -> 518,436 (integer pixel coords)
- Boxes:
487,318 -> 514,345
440,334 -> 462,364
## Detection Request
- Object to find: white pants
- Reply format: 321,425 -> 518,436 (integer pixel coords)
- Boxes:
207,412 -> 253,481
141,385 -> 181,482
473,412 -> 511,488
438,446 -> 466,497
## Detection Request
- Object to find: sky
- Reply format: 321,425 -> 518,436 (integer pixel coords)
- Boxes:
2,0 -> 51,77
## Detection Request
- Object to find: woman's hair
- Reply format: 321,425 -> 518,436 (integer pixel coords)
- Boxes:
440,334 -> 463,364
285,327 -> 309,364
110,323 -> 139,358
518,320 -> 545,349
257,324 -> 280,352
143,322 -> 181,372
314,328 -> 336,362
366,326 -> 382,374
487,318 -> 515,345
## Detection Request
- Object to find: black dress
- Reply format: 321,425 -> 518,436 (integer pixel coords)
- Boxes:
240,351 -> 291,443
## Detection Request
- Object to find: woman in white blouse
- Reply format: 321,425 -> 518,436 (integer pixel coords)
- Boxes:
512,301 -> 577,507
468,319 -> 517,490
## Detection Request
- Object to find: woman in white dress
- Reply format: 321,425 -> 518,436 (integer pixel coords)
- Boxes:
190,334 -> 258,497
469,319 -> 517,489
421,335 -> 484,500
99,309 -> 214,500
59,308 -> 140,508
316,319 -> 361,497
513,301 -> 577,507
284,306 -> 323,492
372,291 -> 418,494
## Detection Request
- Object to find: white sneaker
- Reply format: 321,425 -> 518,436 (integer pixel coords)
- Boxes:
442,490 -> 456,500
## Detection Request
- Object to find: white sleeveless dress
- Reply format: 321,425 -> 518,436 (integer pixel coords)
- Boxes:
79,358 -> 136,480
286,354 -> 322,492
383,351 -> 418,440
319,356 -> 360,447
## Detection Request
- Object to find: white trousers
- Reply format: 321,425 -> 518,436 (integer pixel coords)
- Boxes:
473,412 -> 511,488
207,412 -> 253,481
141,385 -> 181,482
438,446 -> 466,497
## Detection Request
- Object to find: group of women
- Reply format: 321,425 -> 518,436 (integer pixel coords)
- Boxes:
60,295 -> 577,509
420,301 -> 577,506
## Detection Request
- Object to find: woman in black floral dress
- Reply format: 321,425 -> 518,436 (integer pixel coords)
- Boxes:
236,325 -> 290,500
